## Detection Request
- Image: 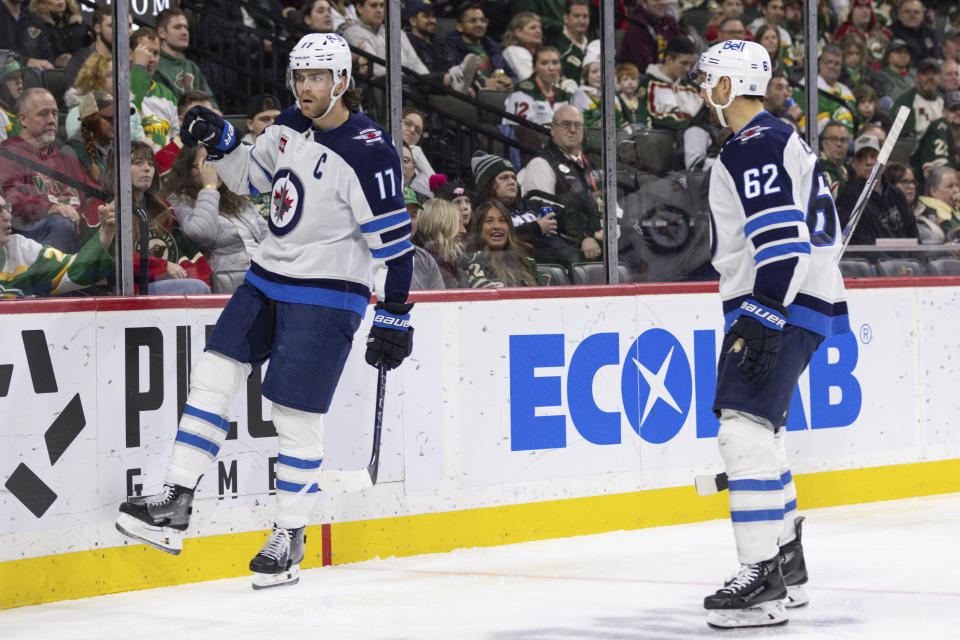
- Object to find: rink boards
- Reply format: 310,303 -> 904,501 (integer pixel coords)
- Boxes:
2,278 -> 960,608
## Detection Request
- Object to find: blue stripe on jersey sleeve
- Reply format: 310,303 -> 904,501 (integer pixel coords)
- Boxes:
360,211 -> 409,233
754,241 -> 811,264
251,149 -> 274,184
371,239 -> 414,259
743,208 -> 804,237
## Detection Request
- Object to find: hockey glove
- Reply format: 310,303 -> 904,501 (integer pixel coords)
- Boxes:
365,302 -> 414,371
180,105 -> 240,159
725,296 -> 788,384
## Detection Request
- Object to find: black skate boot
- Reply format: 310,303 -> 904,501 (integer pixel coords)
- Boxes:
704,556 -> 788,629
115,484 -> 194,555
249,524 -> 306,590
779,515 -> 809,608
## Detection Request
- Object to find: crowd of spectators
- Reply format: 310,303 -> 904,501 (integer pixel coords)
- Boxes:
3,0 -> 960,299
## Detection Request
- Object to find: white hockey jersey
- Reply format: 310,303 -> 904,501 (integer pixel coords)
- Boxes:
211,109 -> 413,314
709,111 -> 850,337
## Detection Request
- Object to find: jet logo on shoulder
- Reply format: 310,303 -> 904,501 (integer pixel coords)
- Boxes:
353,128 -> 384,145
738,126 -> 770,144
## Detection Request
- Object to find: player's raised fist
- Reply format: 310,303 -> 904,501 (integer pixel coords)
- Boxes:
181,106 -> 240,159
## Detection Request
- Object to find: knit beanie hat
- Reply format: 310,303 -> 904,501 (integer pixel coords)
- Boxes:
471,150 -> 515,195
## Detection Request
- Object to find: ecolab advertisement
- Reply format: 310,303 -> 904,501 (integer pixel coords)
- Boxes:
2,285 -> 958,562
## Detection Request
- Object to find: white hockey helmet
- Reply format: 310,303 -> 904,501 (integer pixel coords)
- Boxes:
287,33 -> 353,118
690,40 -> 771,127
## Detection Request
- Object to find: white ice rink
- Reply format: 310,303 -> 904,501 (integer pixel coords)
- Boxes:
4,493 -> 959,639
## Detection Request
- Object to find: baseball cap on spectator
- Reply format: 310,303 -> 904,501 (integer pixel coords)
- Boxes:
404,186 -> 421,209
916,58 -> 940,74
246,93 -> 281,119
405,0 -> 434,21
471,150 -> 515,195
79,91 -> 115,119
2,56 -> 23,80
944,91 -> 960,110
885,38 -> 910,54
853,134 -> 881,157
945,27 -> 960,41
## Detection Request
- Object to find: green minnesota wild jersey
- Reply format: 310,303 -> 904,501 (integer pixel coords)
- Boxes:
910,118 -> 959,177
1,234 -> 113,298
504,79 -> 571,126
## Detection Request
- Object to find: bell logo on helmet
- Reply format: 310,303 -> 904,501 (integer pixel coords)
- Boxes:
723,40 -> 746,51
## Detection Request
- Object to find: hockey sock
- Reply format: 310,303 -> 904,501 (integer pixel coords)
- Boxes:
165,351 -> 252,488
717,410 -> 785,564
273,403 -> 325,530
775,428 -> 799,545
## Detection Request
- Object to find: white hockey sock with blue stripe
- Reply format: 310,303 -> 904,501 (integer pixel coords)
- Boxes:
717,410 -> 784,564
165,351 -> 252,488
775,428 -> 799,545
273,403 -> 325,530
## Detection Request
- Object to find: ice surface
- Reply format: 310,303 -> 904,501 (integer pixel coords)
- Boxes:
4,494 -> 959,639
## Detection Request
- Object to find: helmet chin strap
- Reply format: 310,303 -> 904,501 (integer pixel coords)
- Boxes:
317,77 -> 346,121
705,84 -> 736,129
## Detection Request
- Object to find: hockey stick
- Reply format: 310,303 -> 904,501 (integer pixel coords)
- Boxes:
839,105 -> 911,256
694,108 -> 912,498
312,363 -> 387,494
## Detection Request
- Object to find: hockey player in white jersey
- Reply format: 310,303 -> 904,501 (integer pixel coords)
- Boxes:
115,33 -> 415,589
690,40 -> 851,628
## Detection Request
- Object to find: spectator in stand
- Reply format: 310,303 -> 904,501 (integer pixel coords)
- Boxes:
514,0 -> 565,43
163,145 -> 267,294
0,52 -> 24,142
502,12 -> 543,83
764,69 -> 803,122
892,58 -> 943,139
464,200 -> 546,287
403,190 -> 445,290
839,32 -> 879,91
748,0 -> 793,47
876,38 -> 915,102
64,5 -> 130,89
753,24 -> 791,79
155,8 -> 219,107
339,0 -> 429,77
885,162 -> 944,244
571,50 -> 627,129
704,0 -> 753,44
715,17 -> 748,45
21,0 -> 88,70
439,3 -> 515,95
0,190 -> 116,298
415,197 -> 466,288
242,93 -> 281,145
944,27 -> 960,65
910,90 -> 960,180
793,43 -> 857,135
616,62 -> 643,127
837,133 -> 918,244
435,177 -> 476,228
941,60 -> 960,93
298,0 -> 335,35
618,0 -> 681,74
63,52 -> 111,136
0,88 -> 93,252
405,0 -> 478,92
550,0 -> 595,92
401,142 -> 431,202
101,140 -> 212,294
62,90 -> 114,184
130,27 -> 180,152
918,166 -> 960,239
401,107 -> 437,199
156,91 -> 216,179
854,83 -> 891,129
819,120 -> 852,199
472,149 -> 578,268
638,37 -> 701,133
518,105 -> 606,262
504,46 -> 570,127
0,0 -> 54,71
889,0 -> 941,65
834,0 -> 891,69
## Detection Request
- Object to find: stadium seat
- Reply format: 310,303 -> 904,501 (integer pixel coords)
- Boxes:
429,94 -> 478,124
571,262 -> 633,285
875,258 -> 926,277
887,137 -> 916,166
224,114 -> 248,138
624,128 -> 678,175
926,257 -> 960,276
435,18 -> 456,42
536,263 -> 570,286
838,258 -> 876,278
42,68 -> 68,107
477,89 -> 509,125
683,8 -> 712,35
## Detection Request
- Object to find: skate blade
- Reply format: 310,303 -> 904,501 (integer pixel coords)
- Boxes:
706,600 -> 788,629
784,584 -> 809,608
115,513 -> 184,555
252,565 -> 301,590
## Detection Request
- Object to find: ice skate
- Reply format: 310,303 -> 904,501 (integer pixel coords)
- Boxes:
780,515 -> 809,608
704,557 -> 788,629
250,524 -> 306,590
115,483 -> 194,555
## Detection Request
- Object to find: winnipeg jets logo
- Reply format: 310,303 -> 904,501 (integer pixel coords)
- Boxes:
352,128 -> 384,145
268,169 -> 305,237
738,126 -> 770,143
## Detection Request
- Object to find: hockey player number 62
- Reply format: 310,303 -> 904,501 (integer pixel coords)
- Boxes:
743,164 -> 781,199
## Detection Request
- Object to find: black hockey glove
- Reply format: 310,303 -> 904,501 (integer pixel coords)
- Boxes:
725,296 -> 788,384
365,302 -> 414,370
180,105 -> 240,159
